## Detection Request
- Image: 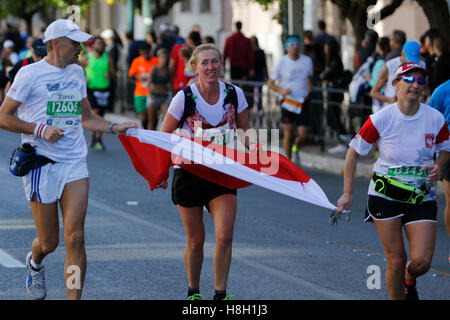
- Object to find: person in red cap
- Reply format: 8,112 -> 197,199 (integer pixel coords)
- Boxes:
0,19 -> 137,300
337,62 -> 450,300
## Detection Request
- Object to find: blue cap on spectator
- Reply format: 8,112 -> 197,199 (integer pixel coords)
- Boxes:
403,41 -> 421,63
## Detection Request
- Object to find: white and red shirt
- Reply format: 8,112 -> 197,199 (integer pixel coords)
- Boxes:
350,103 -> 450,200
168,81 -> 247,147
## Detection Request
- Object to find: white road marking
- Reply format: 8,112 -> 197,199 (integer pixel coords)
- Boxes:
0,249 -> 25,268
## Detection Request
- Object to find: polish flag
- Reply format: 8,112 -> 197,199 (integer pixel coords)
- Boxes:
119,129 -> 337,211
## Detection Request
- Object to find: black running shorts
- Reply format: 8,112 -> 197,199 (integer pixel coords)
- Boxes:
280,99 -> 310,126
365,195 -> 437,226
171,168 -> 237,212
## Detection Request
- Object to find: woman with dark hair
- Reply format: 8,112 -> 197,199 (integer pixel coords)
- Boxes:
320,36 -> 347,153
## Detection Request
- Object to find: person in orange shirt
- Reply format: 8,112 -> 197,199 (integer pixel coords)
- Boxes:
128,42 -> 158,128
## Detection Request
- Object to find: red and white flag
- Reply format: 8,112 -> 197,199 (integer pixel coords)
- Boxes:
119,129 -> 337,211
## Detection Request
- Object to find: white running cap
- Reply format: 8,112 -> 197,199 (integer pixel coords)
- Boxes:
100,29 -> 114,39
43,19 -> 92,43
3,40 -> 14,48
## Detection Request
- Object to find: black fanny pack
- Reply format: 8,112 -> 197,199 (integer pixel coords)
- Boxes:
372,173 -> 429,205
9,143 -> 55,177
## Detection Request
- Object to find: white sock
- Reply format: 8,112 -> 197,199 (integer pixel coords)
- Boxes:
30,257 -> 43,270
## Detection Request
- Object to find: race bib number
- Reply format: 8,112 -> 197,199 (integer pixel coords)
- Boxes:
195,122 -> 235,147
46,89 -> 82,128
387,165 -> 430,186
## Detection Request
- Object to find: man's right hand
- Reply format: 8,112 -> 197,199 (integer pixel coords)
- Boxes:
43,126 -> 65,143
279,88 -> 292,96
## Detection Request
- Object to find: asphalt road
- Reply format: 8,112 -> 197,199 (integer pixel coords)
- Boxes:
0,128 -> 449,300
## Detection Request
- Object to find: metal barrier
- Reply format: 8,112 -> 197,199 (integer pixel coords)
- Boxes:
219,78 -> 373,151
115,70 -> 373,151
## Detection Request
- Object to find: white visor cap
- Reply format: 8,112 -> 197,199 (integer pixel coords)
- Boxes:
43,19 -> 92,43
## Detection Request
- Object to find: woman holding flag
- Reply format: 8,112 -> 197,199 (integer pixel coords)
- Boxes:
337,62 -> 450,300
120,45 -> 337,300
157,44 -> 251,300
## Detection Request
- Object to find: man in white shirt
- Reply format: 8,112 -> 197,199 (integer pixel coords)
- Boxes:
268,35 -> 313,162
0,19 -> 137,300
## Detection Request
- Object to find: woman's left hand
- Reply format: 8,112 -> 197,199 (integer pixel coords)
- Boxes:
423,163 -> 442,181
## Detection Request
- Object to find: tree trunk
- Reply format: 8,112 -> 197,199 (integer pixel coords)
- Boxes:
330,0 -> 404,63
415,0 -> 450,36
24,14 -> 33,36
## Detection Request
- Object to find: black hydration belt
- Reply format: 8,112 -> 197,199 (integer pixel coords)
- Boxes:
372,173 -> 429,205
9,144 -> 55,177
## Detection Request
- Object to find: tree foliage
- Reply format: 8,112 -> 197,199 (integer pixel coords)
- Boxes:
251,0 -> 450,52
0,0 -> 93,34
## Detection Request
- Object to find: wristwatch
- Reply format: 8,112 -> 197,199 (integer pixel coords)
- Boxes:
108,122 -> 117,133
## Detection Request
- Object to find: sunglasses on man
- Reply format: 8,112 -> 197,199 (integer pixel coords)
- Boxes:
401,75 -> 426,85
287,41 -> 299,47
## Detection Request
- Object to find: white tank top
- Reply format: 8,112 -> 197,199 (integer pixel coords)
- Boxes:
385,57 -> 402,99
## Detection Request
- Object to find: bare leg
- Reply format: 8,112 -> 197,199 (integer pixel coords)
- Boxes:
178,205 -> 205,290
373,218 -> 407,300
29,199 -> 59,264
405,221 -> 436,283
282,123 -> 293,159
443,180 -> 450,236
59,178 -> 89,300
208,194 -> 237,291
294,125 -> 308,149
147,106 -> 157,130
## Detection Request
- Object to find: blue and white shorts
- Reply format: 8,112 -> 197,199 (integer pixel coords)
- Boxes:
23,158 -> 89,203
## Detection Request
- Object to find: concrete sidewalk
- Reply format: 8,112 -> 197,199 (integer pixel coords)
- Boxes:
105,111 -> 445,195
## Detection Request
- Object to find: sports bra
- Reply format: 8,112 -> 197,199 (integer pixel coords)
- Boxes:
151,66 -> 171,85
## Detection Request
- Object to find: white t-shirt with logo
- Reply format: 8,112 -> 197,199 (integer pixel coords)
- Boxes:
7,58 -> 88,163
269,54 -> 313,114
350,103 -> 450,201
168,81 -> 248,147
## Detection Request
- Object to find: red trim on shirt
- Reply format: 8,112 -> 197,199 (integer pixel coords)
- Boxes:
436,122 -> 450,145
358,117 -> 379,144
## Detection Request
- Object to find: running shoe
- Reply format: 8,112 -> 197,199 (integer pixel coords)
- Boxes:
291,146 -> 300,165
93,141 -> 105,151
187,293 -> 203,300
25,251 -> 47,300
405,281 -> 419,300
328,143 -> 347,154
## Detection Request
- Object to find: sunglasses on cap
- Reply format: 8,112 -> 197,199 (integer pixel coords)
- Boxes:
401,75 -> 426,85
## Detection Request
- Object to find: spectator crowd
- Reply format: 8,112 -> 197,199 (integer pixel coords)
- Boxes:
0,19 -> 449,156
